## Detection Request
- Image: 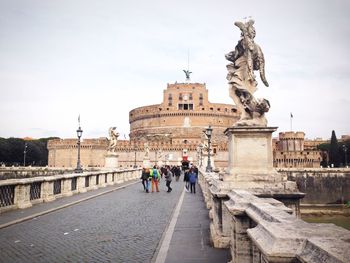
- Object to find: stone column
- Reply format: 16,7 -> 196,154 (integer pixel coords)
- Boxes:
14,184 -> 32,209
42,180 -> 55,202
90,175 -> 98,190
62,178 -> 73,197
77,176 -> 87,193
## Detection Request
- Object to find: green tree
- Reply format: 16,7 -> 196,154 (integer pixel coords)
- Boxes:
328,130 -> 340,167
0,137 -> 59,166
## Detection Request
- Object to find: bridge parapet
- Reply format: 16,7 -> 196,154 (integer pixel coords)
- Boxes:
198,170 -> 350,263
0,168 -> 141,213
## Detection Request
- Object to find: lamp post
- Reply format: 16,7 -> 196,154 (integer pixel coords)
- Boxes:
204,126 -> 213,172
75,124 -> 83,173
23,143 -> 28,167
343,145 -> 348,167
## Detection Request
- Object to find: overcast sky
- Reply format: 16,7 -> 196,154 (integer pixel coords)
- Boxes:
0,0 -> 349,140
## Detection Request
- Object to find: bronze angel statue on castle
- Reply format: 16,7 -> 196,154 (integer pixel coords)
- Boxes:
226,19 -> 270,126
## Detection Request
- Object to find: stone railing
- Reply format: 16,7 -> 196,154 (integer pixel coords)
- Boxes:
198,170 -> 350,263
0,167 -> 79,180
0,168 -> 141,213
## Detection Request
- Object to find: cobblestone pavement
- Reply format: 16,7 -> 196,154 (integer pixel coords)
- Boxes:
0,179 -> 183,263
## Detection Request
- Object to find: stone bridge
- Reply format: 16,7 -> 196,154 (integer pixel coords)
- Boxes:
0,168 -> 349,262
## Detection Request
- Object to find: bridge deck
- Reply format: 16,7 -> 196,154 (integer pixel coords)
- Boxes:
0,178 -> 229,262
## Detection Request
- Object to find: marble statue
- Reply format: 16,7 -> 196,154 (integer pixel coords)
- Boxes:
108,127 -> 119,152
225,19 -> 270,126
183,69 -> 192,81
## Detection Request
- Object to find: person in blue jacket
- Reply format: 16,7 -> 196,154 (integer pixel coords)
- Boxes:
188,168 -> 197,194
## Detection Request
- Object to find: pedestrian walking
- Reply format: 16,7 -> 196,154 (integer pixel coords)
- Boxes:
150,165 -> 161,192
188,168 -> 197,194
164,166 -> 173,192
184,169 -> 190,192
141,168 -> 150,192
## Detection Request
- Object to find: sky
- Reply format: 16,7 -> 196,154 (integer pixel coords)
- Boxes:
0,0 -> 349,140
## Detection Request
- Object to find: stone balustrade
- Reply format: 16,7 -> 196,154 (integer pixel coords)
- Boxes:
0,168 -> 141,213
198,170 -> 350,263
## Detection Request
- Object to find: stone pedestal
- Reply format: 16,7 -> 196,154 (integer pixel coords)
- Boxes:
105,152 -> 119,169
223,126 -> 283,186
143,158 -> 151,168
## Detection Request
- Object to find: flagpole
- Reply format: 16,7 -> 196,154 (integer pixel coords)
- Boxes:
290,113 -> 293,131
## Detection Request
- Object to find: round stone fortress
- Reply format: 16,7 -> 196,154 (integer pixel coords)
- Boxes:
48,82 -> 240,168
129,82 -> 239,144
47,81 -> 323,169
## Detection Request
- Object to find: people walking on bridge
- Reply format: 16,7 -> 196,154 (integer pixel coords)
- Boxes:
172,166 -> 181,181
164,166 -> 173,192
188,168 -> 197,194
184,169 -> 190,192
150,165 -> 161,192
141,168 -> 150,193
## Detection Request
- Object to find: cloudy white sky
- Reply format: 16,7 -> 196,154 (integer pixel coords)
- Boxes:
0,0 -> 349,140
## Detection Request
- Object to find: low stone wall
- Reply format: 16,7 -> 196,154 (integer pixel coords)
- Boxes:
0,167 -> 79,180
0,168 -> 141,213
278,168 -> 350,204
198,170 -> 350,263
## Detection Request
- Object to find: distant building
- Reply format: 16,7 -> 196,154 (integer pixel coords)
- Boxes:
48,81 -> 340,169
48,82 -> 239,168
273,132 -> 323,168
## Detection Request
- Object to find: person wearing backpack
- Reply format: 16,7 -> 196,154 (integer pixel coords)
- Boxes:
150,165 -> 161,192
141,168 -> 150,193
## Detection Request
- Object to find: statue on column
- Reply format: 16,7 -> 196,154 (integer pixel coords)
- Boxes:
108,127 -> 119,152
225,19 -> 270,126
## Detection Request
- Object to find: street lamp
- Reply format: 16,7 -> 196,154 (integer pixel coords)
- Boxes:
343,145 -> 348,167
23,143 -> 28,167
75,124 -> 83,173
203,126 -> 213,172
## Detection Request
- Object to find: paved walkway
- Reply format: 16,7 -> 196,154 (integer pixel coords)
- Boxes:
0,178 -> 229,262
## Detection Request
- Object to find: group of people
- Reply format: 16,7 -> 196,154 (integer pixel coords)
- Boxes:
140,165 -> 198,194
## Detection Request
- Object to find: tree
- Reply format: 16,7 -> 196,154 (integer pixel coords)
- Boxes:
0,137 -> 59,166
328,130 -> 340,167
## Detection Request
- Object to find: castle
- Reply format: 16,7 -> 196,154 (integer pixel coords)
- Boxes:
48,82 -> 323,169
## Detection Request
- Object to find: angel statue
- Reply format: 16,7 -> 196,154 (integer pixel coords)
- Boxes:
108,127 -> 119,152
225,19 -> 270,126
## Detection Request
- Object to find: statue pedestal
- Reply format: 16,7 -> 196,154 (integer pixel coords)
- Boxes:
223,126 -> 282,186
105,152 -> 119,169
143,158 -> 151,168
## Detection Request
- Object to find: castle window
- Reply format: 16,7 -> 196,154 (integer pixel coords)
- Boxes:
210,107 -> 213,111
217,108 -> 220,111
231,108 -> 237,112
189,104 -> 193,110
189,93 -> 193,100
199,93 -> 203,106
225,108 -> 228,112
202,108 -> 205,110
178,104 -> 183,110
184,104 -> 189,110
179,93 -> 183,101
168,94 -> 173,106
